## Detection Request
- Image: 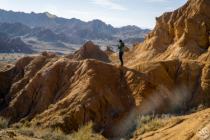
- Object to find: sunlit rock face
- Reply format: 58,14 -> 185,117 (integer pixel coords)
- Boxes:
132,0 -> 210,61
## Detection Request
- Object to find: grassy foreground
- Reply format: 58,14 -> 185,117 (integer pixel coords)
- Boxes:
0,117 -> 105,140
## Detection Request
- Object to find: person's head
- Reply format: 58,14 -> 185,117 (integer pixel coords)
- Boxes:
119,39 -> 123,43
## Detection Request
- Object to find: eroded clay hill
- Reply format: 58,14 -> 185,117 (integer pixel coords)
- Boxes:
129,0 -> 210,63
67,41 -> 110,63
0,0 -> 210,139
0,52 -> 209,137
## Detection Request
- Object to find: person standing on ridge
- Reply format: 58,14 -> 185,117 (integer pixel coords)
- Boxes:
118,39 -> 125,66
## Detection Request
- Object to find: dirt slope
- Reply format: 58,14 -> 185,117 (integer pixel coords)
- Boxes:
132,108 -> 210,140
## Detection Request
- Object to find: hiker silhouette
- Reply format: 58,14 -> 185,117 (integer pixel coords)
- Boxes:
118,39 -> 125,66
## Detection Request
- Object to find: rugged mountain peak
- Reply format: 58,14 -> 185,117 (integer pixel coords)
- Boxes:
43,12 -> 57,19
0,9 -> 149,46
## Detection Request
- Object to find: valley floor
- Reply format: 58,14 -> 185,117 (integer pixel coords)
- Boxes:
0,53 -> 38,64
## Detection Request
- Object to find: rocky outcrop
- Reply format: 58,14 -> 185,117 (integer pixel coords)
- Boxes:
132,0 -> 210,61
0,53 -> 134,134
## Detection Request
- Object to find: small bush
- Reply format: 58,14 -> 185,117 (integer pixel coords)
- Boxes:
0,117 -> 9,129
70,122 -> 104,140
70,123 -> 94,140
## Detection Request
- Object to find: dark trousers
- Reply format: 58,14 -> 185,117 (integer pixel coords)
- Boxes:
119,52 -> 124,66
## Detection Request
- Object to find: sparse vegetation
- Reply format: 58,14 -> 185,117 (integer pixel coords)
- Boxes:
0,117 -> 9,129
17,126 -> 34,137
188,104 -> 207,114
15,125 -> 71,140
38,128 -> 71,140
70,122 -> 105,140
136,114 -> 171,135
0,117 -> 104,140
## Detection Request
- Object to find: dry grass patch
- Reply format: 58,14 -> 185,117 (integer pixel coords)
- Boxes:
12,122 -> 104,140
136,115 -> 171,135
0,118 -> 104,140
70,122 -> 105,140
16,126 -> 71,140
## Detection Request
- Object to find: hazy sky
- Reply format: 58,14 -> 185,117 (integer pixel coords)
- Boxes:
0,0 -> 187,28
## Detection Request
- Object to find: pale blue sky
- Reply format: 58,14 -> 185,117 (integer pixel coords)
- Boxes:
0,0 -> 187,28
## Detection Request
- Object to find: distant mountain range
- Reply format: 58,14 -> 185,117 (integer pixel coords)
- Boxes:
0,9 -> 150,53
0,32 -> 34,53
